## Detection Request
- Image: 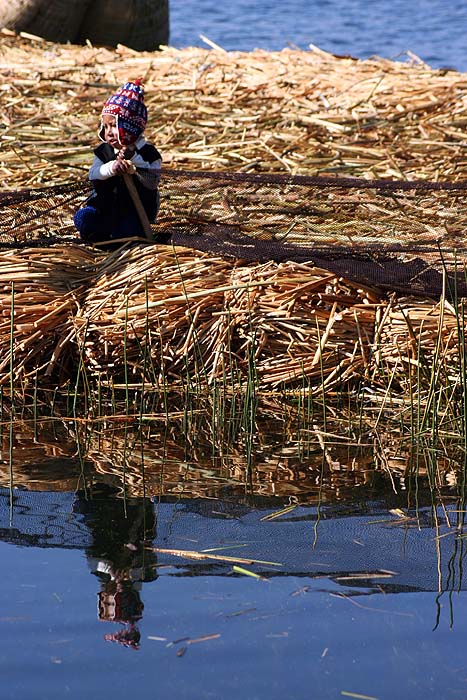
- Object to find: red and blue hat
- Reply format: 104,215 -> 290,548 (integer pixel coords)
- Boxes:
99,79 -> 148,146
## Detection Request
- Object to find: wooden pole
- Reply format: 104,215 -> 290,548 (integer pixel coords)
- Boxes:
122,172 -> 155,242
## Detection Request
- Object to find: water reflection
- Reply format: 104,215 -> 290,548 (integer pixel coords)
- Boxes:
0,414 -> 461,503
74,484 -> 157,649
1,484 -> 466,599
0,415 -> 466,655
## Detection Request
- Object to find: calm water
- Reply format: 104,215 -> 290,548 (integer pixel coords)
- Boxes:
170,0 -> 467,72
2,483 -> 467,699
1,418 -> 467,699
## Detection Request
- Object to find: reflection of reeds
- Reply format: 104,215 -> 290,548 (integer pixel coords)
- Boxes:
0,409 -> 463,504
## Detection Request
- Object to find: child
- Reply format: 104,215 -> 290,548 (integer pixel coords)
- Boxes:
74,79 -> 162,244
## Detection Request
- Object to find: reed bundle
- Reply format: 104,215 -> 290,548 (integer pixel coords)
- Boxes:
373,296 -> 467,389
0,241 -> 375,387
74,244 -> 382,388
0,240 -> 462,403
0,244 -> 97,381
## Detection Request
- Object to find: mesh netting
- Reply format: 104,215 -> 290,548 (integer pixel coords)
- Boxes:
0,488 -> 92,549
2,169 -> 467,297
0,180 -> 91,247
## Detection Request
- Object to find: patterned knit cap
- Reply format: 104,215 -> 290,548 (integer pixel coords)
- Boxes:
99,79 -> 148,146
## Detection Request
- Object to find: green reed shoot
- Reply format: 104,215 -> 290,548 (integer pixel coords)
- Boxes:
123,295 -> 130,417
72,318 -> 90,418
9,282 -> 14,519
33,369 -> 38,442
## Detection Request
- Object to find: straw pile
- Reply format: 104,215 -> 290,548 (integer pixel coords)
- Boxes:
0,242 -> 374,387
0,241 -> 463,398
0,30 -> 467,394
1,29 -> 467,186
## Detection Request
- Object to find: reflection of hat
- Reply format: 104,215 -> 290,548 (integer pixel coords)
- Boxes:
100,79 -> 147,146
104,625 -> 141,650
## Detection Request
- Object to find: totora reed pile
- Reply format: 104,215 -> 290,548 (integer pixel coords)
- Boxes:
0,30 -> 467,400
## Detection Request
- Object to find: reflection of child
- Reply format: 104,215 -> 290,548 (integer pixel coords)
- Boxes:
74,484 -> 157,650
74,79 -> 162,243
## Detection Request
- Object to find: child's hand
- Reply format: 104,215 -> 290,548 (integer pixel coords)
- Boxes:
112,151 -> 136,175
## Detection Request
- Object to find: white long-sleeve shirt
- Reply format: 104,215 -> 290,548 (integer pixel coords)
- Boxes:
89,136 -> 162,190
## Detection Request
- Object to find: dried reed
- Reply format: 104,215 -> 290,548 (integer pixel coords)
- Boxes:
0,240 -> 463,425
0,30 -> 467,187
0,31 -> 467,429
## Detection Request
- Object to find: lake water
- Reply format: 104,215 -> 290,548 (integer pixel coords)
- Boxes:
170,0 -> 467,72
2,492 -> 467,698
2,417 -> 467,699
3,468 -> 467,699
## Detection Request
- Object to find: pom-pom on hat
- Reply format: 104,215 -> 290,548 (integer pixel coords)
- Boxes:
99,78 -> 148,146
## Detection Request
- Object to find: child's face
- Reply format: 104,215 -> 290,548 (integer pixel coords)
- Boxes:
102,114 -> 120,148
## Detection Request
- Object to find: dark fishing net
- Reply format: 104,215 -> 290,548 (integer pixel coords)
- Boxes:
0,488 -> 92,550
0,180 -> 91,247
2,169 -> 467,297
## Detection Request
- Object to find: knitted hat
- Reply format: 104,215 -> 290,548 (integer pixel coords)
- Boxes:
99,79 -> 148,146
